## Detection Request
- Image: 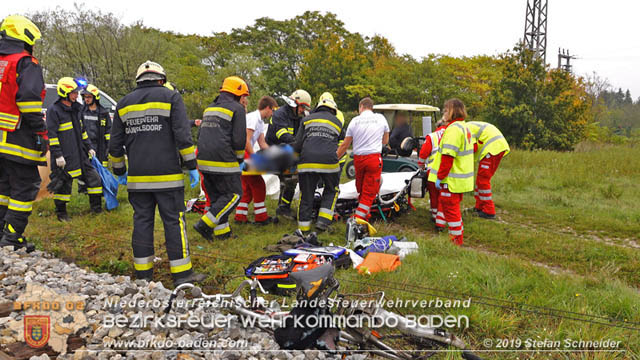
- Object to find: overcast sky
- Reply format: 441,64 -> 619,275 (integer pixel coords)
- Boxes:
3,1 -> 639,97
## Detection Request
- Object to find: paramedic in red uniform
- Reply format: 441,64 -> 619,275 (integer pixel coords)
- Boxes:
418,124 -> 445,222
337,97 -> 389,221
427,99 -> 475,246
467,121 -> 510,219
234,96 -> 278,225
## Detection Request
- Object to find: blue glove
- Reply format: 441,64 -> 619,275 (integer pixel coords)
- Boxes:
239,162 -> 247,171
118,172 -> 128,185
435,179 -> 442,190
188,169 -> 200,188
281,144 -> 294,154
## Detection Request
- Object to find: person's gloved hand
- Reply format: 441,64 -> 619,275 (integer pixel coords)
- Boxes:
88,149 -> 96,158
118,172 -> 128,185
55,156 -> 66,168
188,169 -> 200,188
435,179 -> 442,190
281,144 -> 294,154
239,162 -> 247,171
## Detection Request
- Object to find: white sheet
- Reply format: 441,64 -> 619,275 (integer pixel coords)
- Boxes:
265,172 -> 414,200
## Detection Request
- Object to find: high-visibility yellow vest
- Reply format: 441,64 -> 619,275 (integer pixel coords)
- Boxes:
428,121 -> 475,193
467,121 -> 510,161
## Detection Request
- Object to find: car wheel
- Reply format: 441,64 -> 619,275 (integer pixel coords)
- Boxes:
345,161 -> 356,179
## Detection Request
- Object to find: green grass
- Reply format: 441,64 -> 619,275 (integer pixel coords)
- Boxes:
25,142 -> 640,359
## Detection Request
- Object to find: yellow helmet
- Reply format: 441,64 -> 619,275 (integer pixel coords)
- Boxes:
220,76 -> 250,96
84,84 -> 100,100
57,77 -> 78,98
0,15 -> 41,46
164,82 -> 175,91
135,60 -> 166,82
317,92 -> 337,111
336,110 -> 345,124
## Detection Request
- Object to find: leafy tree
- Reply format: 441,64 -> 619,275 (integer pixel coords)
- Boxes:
485,44 -> 590,150
298,33 -> 370,109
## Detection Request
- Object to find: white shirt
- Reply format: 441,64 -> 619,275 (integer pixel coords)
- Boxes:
346,110 -> 390,155
246,110 -> 265,147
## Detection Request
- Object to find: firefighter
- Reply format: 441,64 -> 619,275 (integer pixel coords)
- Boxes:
81,84 -> 111,168
418,122 -> 445,223
109,60 -> 204,285
337,97 -> 390,221
0,15 -> 47,252
467,121 -> 510,219
427,99 -> 475,246
46,77 -> 103,220
235,95 -> 278,225
294,92 -> 344,233
193,76 -> 248,241
265,89 -> 312,220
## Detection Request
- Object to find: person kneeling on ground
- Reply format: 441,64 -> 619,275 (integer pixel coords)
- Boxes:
235,95 -> 278,225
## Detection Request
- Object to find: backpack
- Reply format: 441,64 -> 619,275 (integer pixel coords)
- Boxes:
245,253 -> 332,295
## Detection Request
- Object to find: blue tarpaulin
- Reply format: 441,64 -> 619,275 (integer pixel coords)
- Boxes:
91,156 -> 119,210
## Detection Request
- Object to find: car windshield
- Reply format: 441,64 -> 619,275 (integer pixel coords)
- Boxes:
43,88 -> 58,109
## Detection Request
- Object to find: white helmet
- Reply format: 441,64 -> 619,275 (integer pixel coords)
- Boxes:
136,60 -> 166,82
288,89 -> 311,110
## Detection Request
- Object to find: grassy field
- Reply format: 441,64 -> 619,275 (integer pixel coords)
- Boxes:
25,142 -> 640,359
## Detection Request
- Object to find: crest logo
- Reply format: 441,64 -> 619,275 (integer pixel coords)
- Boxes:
24,315 -> 50,348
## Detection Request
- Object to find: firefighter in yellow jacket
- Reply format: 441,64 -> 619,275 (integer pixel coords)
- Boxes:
0,15 -> 47,252
109,61 -> 204,286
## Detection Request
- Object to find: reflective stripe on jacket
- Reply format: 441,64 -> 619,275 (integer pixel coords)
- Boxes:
293,107 -> 344,173
467,121 -> 510,160
265,105 -> 300,145
108,82 -> 196,192
46,100 -> 91,177
196,91 -> 246,174
0,40 -> 46,166
428,121 -> 475,193
81,104 -> 111,164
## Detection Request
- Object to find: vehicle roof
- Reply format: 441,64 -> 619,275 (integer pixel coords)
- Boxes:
373,104 -> 440,112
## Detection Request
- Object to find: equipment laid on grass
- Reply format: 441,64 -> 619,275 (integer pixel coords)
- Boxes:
167,268 -> 482,359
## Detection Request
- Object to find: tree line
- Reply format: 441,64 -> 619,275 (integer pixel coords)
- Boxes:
27,5 -> 639,151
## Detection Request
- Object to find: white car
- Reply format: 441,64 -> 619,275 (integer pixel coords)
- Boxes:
42,83 -> 117,120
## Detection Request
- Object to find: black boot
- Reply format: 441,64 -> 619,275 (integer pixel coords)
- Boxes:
54,200 -> 70,222
77,180 -> 87,194
193,220 -> 213,241
89,195 -> 103,214
0,230 -> 36,253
